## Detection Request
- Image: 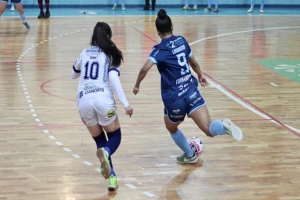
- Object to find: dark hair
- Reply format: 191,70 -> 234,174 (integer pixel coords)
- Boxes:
155,9 -> 172,34
91,22 -> 123,67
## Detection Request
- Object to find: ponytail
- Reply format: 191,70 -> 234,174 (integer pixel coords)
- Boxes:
91,22 -> 123,67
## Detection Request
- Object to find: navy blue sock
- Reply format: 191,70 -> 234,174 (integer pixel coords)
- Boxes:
109,157 -> 116,176
93,131 -> 117,175
106,128 -> 122,156
92,131 -> 107,149
106,128 -> 121,176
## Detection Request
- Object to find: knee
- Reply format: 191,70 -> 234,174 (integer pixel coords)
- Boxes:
165,125 -> 177,134
204,131 -> 214,137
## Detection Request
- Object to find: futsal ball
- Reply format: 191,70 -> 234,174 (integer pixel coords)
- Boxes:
187,136 -> 203,156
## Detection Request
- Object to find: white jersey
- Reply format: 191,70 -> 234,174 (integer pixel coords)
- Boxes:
73,46 -> 119,103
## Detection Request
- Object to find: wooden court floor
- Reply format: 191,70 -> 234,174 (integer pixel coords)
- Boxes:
0,15 -> 300,200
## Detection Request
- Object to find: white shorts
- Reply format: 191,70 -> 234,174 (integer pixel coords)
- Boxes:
78,97 -> 117,127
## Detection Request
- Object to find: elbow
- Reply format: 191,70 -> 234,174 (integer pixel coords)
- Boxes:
140,67 -> 148,75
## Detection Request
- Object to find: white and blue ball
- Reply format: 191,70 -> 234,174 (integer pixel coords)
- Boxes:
187,136 -> 203,156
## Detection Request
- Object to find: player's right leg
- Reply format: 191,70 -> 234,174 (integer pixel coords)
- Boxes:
187,90 -> 243,141
0,0 -> 8,16
164,102 -> 198,164
12,0 -> 30,29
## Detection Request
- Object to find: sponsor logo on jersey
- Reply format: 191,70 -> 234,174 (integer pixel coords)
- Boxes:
173,115 -> 184,118
176,74 -> 191,85
107,109 -> 115,118
166,37 -> 184,49
178,87 -> 189,97
172,45 -> 186,55
90,56 -> 97,59
178,85 -> 183,90
172,109 -> 180,114
85,49 -> 101,53
84,87 -> 104,94
190,92 -> 197,100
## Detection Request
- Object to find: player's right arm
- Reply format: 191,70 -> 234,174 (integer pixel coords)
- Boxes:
133,47 -> 156,95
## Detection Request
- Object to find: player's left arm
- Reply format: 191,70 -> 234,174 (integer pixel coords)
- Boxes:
71,54 -> 82,79
133,59 -> 154,94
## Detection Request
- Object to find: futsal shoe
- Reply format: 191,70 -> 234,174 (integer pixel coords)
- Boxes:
223,118 -> 243,141
204,7 -> 212,11
177,153 -> 198,164
44,11 -> 50,19
22,22 -> 30,29
182,5 -> 191,10
96,148 -> 111,179
108,174 -> 118,191
143,5 -> 149,10
38,11 -> 44,19
247,8 -> 253,13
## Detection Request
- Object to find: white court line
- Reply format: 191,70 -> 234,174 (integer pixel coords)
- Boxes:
189,26 -> 300,134
125,183 -> 137,189
190,26 -> 300,46
55,141 -> 63,146
143,192 -> 156,198
270,82 -> 278,87
83,161 -> 93,166
63,148 -> 72,152
73,154 -> 81,159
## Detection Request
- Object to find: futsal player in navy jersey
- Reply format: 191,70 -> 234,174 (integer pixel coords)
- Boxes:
133,9 -> 243,164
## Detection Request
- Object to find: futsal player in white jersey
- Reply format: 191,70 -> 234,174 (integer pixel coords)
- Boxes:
0,0 -> 30,29
72,22 -> 133,191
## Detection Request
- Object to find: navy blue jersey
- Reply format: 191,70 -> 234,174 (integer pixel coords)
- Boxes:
148,35 -> 198,105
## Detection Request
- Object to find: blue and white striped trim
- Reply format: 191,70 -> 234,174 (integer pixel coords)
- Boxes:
148,56 -> 157,64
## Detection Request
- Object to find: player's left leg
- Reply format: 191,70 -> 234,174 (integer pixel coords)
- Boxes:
10,1 -> 14,12
13,0 -> 30,29
112,0 -> 117,10
204,0 -> 212,11
121,0 -> 125,10
44,0 -> 50,18
214,0 -> 218,12
151,0 -> 155,10
164,101 -> 198,164
187,90 -> 243,141
260,0 -> 264,13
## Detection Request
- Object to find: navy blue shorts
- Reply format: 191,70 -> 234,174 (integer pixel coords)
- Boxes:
164,89 -> 206,123
2,0 -> 21,3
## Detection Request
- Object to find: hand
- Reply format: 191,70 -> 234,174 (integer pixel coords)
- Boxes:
198,76 -> 208,87
125,105 -> 133,117
133,85 -> 139,95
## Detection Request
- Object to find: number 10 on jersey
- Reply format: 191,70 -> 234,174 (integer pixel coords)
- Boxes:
84,61 -> 99,80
